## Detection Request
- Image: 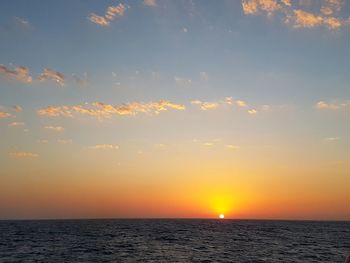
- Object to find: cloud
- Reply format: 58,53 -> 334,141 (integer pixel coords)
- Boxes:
8,122 -> 25,127
175,76 -> 192,87
37,139 -> 49,144
89,144 -> 119,150
44,126 -> 65,132
199,72 -> 209,82
144,0 -> 157,7
57,139 -> 73,144
323,137 -> 340,142
191,97 -> 250,111
248,109 -> 258,114
14,17 -> 30,28
38,68 -> 65,86
10,151 -> 38,158
89,3 -> 127,26
236,100 -> 247,107
0,111 -> 12,119
0,64 -> 32,83
38,100 -> 185,119
242,0 -> 281,15
316,100 -> 350,110
191,100 -> 219,110
13,105 -> 23,112
225,144 -> 240,150
241,0 -> 348,29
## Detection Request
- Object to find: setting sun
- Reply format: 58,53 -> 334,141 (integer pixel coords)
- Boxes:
219,214 -> 225,219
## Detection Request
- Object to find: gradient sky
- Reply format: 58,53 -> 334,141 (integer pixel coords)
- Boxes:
0,0 -> 349,220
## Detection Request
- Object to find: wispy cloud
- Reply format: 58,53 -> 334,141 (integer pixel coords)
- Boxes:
10,151 -> 39,158
0,64 -> 32,83
8,122 -> 24,127
38,100 -> 185,119
248,109 -> 258,114
242,0 -> 348,29
57,139 -> 73,144
89,3 -> 127,26
13,105 -> 23,112
44,126 -> 65,132
144,0 -> 157,7
323,137 -> 340,143
225,144 -> 240,150
316,100 -> 350,110
38,68 -> 65,86
14,17 -> 30,28
175,76 -> 192,87
191,97 -> 249,110
0,111 -> 12,118
89,144 -> 119,150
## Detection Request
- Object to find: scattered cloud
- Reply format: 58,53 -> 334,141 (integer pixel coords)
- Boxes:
324,137 -> 340,142
316,100 -> 350,110
0,111 -> 12,119
0,64 -> 32,83
38,68 -> 65,86
14,17 -> 30,28
144,0 -> 157,7
89,3 -> 127,26
10,151 -> 39,158
175,76 -> 192,87
199,72 -> 209,82
89,144 -> 119,150
191,97 -> 249,110
57,139 -> 73,144
38,100 -> 185,119
236,100 -> 247,107
72,72 -> 89,87
241,0 -> 348,29
225,144 -> 240,150
248,109 -> 258,114
8,122 -> 24,127
191,100 -> 219,110
13,105 -> 23,112
44,126 -> 65,132
37,139 -> 49,144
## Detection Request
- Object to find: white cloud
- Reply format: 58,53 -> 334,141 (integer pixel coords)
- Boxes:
89,144 -> 119,150
44,126 -> 65,132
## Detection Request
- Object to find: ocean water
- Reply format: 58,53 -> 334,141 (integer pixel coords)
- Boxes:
0,219 -> 349,262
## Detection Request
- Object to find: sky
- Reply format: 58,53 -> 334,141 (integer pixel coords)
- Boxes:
0,0 -> 349,220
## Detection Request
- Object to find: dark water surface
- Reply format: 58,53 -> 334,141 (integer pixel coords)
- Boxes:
0,219 -> 349,262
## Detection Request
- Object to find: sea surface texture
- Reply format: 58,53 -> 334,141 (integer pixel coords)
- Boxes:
0,219 -> 349,262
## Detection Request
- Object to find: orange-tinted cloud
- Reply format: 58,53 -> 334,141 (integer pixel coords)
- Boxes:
89,144 -> 119,150
13,105 -> 23,112
242,0 -> 348,29
144,0 -> 157,7
10,151 -> 38,158
89,3 -> 127,26
38,68 -> 65,86
44,126 -> 65,132
316,100 -> 350,110
38,100 -> 185,119
0,111 -> 12,118
0,65 -> 32,83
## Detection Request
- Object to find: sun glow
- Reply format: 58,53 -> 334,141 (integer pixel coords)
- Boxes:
219,213 -> 225,219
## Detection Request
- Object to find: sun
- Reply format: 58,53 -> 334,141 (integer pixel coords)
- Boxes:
219,213 -> 225,219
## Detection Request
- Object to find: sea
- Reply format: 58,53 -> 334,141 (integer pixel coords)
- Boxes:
0,219 -> 349,262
